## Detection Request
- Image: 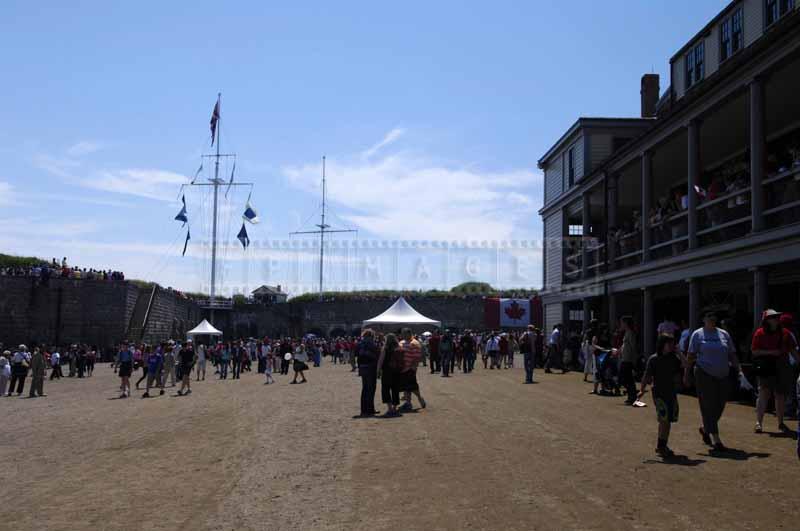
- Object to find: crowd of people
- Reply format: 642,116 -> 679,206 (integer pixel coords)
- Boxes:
0,343 -> 100,398
0,257 -> 125,282
561,308 -> 799,458
2,308 -> 798,460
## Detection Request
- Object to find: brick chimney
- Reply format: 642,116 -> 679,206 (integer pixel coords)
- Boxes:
640,74 -> 660,118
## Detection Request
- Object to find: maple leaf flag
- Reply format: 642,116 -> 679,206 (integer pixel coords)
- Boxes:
484,298 -> 539,328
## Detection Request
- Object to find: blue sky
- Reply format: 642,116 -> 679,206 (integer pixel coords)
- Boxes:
1,1 -> 727,295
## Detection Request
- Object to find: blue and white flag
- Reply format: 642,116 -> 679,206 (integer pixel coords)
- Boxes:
175,195 -> 188,225
243,196 -> 259,224
191,162 -> 203,184
237,222 -> 250,249
182,229 -> 191,256
225,160 -> 236,198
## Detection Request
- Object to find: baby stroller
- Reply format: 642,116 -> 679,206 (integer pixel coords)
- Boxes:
594,349 -> 620,396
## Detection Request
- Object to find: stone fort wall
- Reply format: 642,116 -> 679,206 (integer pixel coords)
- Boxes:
0,276 -> 490,347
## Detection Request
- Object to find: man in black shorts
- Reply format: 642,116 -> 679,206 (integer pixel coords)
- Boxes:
177,340 -> 196,396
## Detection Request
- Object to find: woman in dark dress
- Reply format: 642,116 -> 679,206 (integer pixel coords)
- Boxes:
377,333 -> 402,417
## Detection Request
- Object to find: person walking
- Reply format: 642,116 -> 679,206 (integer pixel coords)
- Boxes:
291,344 -> 309,384
399,328 -> 426,411
521,325 -> 537,384
752,309 -> 793,433
485,332 -> 499,370
582,321 -> 599,382
545,324 -> 564,373
231,341 -> 242,380
499,333 -> 509,369
428,330 -> 441,374
686,312 -> 744,453
177,340 -> 196,396
67,345 -> 76,377
28,347 -> 46,398
460,331 -> 476,373
256,341 -> 266,374
638,334 -> 683,458
49,348 -> 62,380
619,316 -> 639,405
135,345 -> 151,390
162,343 -> 177,387
219,343 -> 230,379
0,353 -> 11,397
195,343 -> 207,381
8,345 -> 31,396
142,347 -> 164,398
377,333 -> 402,417
86,347 -> 96,376
355,329 -> 380,418
264,345 -> 275,385
116,342 -> 134,399
440,331 -> 454,377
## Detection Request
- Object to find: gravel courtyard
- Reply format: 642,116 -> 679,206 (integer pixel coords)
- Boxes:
2,361 -> 796,530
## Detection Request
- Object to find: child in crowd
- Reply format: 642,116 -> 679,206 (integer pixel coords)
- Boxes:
639,334 -> 683,458
264,348 -> 275,385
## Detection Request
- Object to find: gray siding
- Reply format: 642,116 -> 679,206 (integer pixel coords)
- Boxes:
706,25 -> 720,77
673,56 -> 686,100
589,134 -> 614,170
545,303 -> 563,335
544,156 -> 563,204
572,136 -> 585,183
742,0 -> 763,47
544,211 -> 563,289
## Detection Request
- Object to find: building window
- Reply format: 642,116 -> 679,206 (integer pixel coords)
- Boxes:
767,0 -> 795,27
721,18 -> 731,61
732,9 -> 743,52
686,41 -> 705,90
568,224 -> 583,236
721,8 -> 743,63
567,148 -> 575,187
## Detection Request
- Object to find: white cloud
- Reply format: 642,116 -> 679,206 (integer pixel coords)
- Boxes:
66,141 -> 103,157
0,181 -> 14,206
283,133 -> 542,241
361,127 -> 406,160
33,154 -> 80,179
82,168 -> 188,202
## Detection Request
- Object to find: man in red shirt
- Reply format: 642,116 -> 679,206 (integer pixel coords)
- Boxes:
751,309 -> 793,433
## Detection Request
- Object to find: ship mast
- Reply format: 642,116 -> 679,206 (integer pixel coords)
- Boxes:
290,156 -> 357,301
179,93 -> 253,324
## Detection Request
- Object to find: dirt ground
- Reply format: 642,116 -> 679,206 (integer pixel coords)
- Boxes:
1,359 -> 797,531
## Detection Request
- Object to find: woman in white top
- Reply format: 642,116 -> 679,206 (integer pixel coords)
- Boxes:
291,344 -> 309,384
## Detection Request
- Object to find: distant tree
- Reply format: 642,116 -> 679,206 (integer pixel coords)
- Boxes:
450,282 -> 496,295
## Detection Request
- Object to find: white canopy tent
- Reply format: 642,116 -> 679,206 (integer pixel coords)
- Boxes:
186,319 -> 223,337
362,297 -> 441,327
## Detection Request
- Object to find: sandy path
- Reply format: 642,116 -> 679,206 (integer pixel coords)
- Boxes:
1,360 -> 796,530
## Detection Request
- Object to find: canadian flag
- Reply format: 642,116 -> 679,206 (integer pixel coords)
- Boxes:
484,297 -> 542,329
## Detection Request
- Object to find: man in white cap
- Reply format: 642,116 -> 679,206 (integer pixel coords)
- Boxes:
8,344 -> 31,396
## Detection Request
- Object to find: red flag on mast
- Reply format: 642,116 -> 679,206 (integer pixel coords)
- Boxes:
210,99 -> 220,146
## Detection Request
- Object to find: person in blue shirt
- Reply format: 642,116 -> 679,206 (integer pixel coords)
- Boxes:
142,349 -> 164,398
116,342 -> 134,399
686,312 -> 744,453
